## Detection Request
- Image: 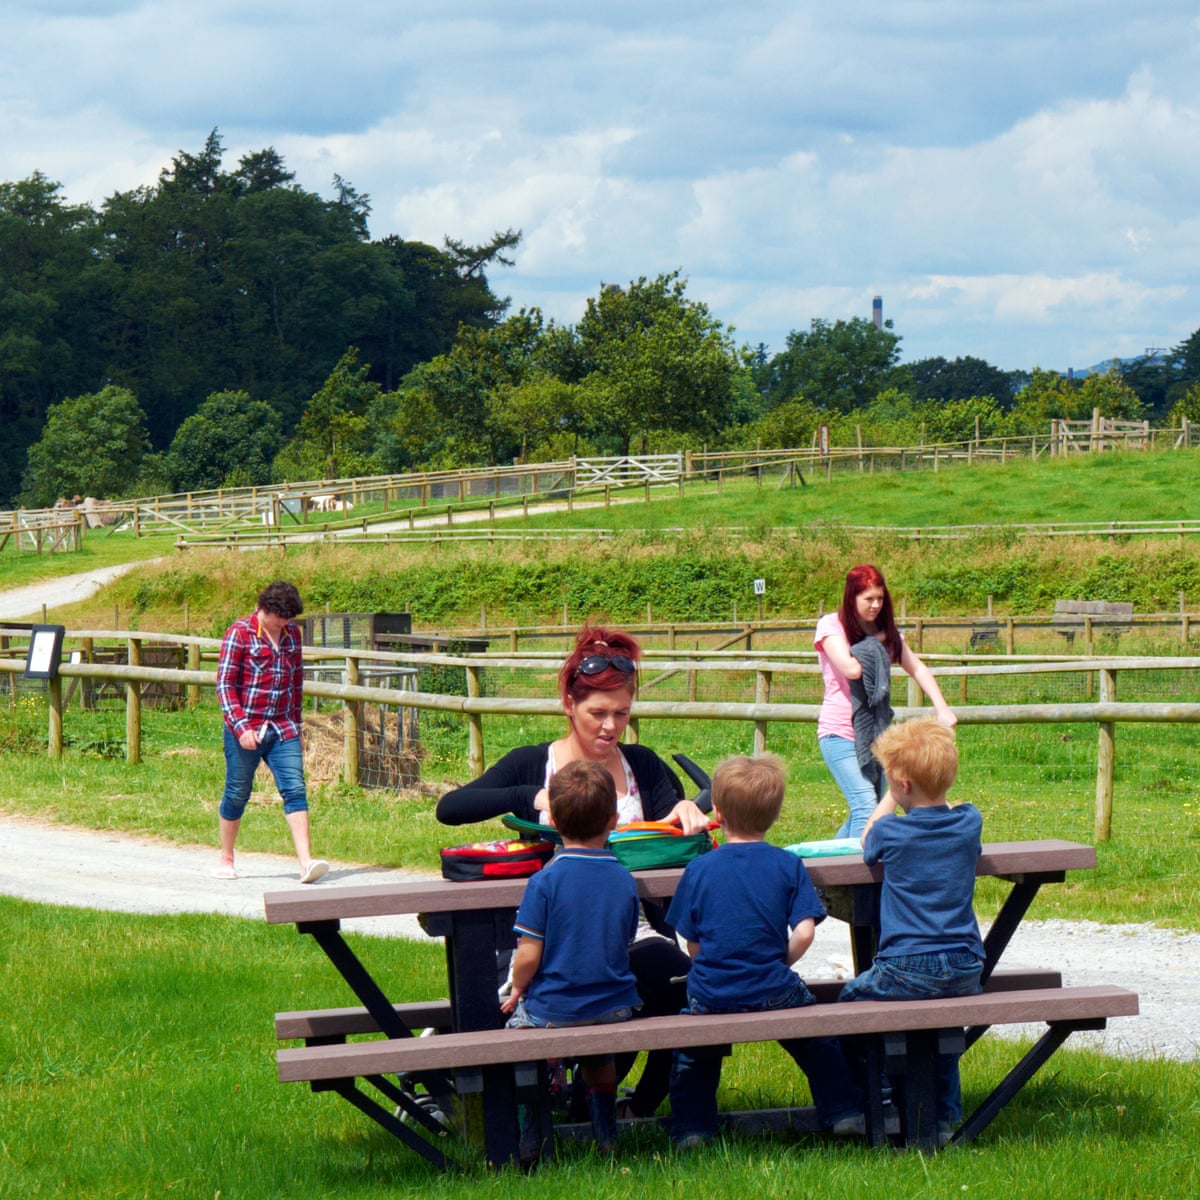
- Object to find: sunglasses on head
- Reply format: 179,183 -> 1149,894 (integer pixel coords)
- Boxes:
576,653 -> 637,677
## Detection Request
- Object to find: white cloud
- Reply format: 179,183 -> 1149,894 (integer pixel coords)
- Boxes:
1,0 -> 1199,369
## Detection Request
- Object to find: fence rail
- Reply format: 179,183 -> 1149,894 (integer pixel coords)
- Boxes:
5,628 -> 1200,842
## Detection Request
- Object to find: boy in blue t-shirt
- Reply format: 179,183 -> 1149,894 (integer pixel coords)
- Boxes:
839,717 -> 984,1142
666,753 -> 864,1146
502,759 -> 640,1151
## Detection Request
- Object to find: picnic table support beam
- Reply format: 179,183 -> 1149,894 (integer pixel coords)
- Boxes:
953,1019 -> 1106,1147
979,876 -> 1057,984
321,1078 -> 455,1171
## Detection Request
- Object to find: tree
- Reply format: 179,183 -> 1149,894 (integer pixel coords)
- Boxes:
19,385 -> 149,505
570,272 -> 741,454
164,390 -> 283,490
0,173 -> 105,504
275,349 -> 381,480
1008,366 -> 1142,433
1169,380 -> 1200,427
379,310 -> 547,467
764,317 -> 904,413
906,356 -> 1017,409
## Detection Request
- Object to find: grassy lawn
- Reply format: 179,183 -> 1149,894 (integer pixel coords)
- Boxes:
2,896 -> 1195,1200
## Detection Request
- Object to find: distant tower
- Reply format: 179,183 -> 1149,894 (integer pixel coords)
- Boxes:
872,295 -> 883,331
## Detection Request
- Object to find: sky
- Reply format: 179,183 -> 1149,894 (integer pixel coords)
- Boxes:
3,0 -> 1199,373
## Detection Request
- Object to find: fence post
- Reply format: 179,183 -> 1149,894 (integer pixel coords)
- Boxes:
466,665 -> 485,779
343,655 -> 359,786
1094,668 -> 1116,842
48,675 -> 64,759
126,638 -> 142,764
187,643 -> 201,708
754,670 -> 772,754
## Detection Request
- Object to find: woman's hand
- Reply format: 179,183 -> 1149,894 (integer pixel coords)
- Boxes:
934,705 -> 958,731
532,787 -> 550,814
665,798 -> 710,836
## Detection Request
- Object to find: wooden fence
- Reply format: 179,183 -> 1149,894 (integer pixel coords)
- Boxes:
4,630 -> 1200,842
7,417 -> 1200,551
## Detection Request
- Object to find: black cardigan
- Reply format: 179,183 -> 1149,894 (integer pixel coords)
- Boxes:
436,741 -> 688,826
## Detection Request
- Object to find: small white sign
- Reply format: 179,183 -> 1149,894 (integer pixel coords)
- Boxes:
753,578 -> 766,595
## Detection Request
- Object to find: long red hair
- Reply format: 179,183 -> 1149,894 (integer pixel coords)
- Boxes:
838,564 -> 903,662
558,623 -> 640,706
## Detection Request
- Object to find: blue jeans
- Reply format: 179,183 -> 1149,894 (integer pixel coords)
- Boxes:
839,951 -> 983,1124
669,977 -> 863,1142
219,727 -> 307,821
820,734 -> 886,838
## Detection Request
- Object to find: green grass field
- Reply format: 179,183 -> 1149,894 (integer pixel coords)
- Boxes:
4,448 -> 1200,1197
3,897 -> 1196,1200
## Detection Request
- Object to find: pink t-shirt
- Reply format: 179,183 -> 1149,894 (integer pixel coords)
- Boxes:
814,612 -> 903,740
814,613 -> 854,740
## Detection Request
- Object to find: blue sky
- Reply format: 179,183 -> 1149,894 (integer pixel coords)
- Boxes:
3,0 -> 1199,372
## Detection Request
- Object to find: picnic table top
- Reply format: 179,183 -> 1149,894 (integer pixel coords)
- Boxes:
263,838 -> 1096,925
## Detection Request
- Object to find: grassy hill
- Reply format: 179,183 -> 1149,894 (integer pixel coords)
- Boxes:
5,447 -> 1200,633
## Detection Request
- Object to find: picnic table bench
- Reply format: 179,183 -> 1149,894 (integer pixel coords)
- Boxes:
1052,600 -> 1134,643
265,839 -> 1131,1168
278,981 -> 1136,1159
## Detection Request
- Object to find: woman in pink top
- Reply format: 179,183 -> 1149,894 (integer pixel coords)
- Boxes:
814,564 -> 956,838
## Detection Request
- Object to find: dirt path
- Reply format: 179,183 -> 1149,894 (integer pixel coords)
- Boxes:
0,561 -> 156,621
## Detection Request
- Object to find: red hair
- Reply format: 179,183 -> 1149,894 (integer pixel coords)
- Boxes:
838,564 -> 903,662
558,623 -> 640,706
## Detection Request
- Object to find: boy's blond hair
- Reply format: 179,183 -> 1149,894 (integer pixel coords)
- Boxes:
711,752 -> 786,836
870,718 -> 957,799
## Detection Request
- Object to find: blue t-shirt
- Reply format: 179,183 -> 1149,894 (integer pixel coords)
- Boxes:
863,803 -> 985,959
665,841 -> 826,1010
512,847 -> 640,1024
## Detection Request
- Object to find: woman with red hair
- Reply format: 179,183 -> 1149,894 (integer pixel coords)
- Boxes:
815,564 -> 956,838
437,622 -> 710,1118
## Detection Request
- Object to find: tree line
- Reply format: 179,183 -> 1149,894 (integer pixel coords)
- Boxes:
5,132 -> 1200,507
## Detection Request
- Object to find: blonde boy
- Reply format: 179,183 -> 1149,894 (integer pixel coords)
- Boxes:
840,718 -> 984,1140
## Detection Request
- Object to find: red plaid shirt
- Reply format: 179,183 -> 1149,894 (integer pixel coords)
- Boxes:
217,612 -> 304,739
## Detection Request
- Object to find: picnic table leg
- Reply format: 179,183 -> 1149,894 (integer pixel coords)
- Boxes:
981,876 -> 1060,983
886,1030 -> 945,1151
298,919 -> 448,1099
440,908 -> 529,1168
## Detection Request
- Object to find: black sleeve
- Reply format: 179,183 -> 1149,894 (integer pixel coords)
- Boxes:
435,744 -> 548,826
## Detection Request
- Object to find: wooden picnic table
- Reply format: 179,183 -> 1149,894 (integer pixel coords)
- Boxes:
265,839 -> 1112,1168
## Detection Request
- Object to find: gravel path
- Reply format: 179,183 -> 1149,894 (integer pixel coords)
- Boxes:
2,814 -> 1195,1062
0,561 -> 159,621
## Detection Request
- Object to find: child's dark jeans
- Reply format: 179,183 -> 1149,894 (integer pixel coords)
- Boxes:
669,976 -> 864,1143
839,949 -> 983,1125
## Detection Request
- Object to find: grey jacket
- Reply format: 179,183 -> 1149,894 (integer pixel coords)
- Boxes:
849,636 -> 894,795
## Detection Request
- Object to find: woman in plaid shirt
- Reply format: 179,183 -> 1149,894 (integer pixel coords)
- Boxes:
214,581 -> 328,883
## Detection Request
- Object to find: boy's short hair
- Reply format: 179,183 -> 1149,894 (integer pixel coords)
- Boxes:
711,752 -> 786,836
549,760 -> 617,841
871,718 -> 958,798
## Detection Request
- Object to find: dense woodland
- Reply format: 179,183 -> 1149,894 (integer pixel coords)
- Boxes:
4,132 -> 1200,508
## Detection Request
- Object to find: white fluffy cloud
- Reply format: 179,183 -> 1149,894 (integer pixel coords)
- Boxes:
2,0 -> 1199,370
